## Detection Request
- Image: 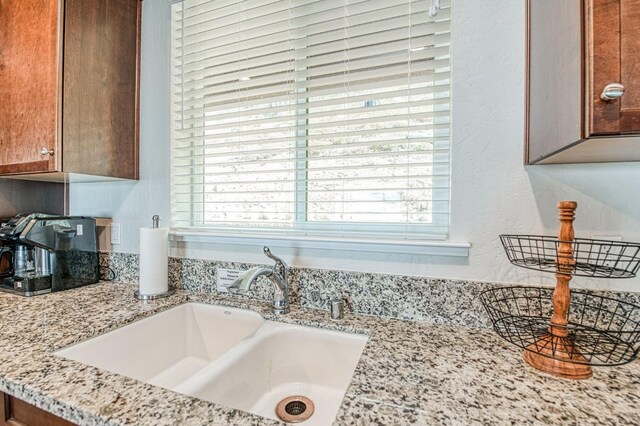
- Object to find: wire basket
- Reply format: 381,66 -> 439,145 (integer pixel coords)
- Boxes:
500,235 -> 640,278
480,286 -> 640,366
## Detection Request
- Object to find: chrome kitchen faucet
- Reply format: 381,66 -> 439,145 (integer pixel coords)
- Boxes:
228,246 -> 290,315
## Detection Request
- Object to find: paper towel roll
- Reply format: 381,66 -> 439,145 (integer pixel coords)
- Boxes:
139,227 -> 169,295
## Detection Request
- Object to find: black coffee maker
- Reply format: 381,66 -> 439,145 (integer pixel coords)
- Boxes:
0,213 -> 99,296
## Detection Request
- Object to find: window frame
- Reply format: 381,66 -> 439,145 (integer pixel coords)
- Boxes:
169,0 -> 456,249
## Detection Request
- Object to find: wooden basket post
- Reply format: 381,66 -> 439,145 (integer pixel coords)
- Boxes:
522,201 -> 593,379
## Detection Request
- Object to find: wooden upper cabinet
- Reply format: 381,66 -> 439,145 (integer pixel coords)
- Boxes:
526,0 -> 640,164
63,0 -> 140,179
0,0 -> 61,174
588,0 -> 640,136
0,0 -> 140,181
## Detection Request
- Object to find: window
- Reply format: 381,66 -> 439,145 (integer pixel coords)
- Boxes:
171,0 -> 452,241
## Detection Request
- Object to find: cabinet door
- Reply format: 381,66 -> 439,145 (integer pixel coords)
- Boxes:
0,0 -> 61,174
0,391 -> 76,426
589,0 -> 640,135
62,0 -> 141,179
526,0 -> 583,163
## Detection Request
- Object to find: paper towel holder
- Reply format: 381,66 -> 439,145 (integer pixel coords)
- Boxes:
134,288 -> 176,301
135,215 -> 176,301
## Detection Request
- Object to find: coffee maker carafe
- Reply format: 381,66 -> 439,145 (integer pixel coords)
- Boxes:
14,245 -> 35,276
0,214 -> 99,296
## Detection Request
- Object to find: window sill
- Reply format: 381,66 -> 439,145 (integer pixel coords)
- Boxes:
170,229 -> 470,257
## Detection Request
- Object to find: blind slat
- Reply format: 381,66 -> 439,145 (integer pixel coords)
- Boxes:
173,177 -> 450,190
174,81 -> 451,120
173,135 -> 447,153
174,87 -> 450,127
174,60 -> 450,105
176,16 -> 451,67
174,121 -> 449,147
174,135 -> 449,155
174,107 -> 451,136
172,161 -> 450,179
173,124 -> 449,146
175,34 -> 451,92
176,78 -> 451,113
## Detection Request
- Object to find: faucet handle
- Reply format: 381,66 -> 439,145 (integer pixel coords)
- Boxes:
263,246 -> 287,277
263,246 -> 286,267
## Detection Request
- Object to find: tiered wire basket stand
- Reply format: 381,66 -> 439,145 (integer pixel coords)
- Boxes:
481,201 -> 640,379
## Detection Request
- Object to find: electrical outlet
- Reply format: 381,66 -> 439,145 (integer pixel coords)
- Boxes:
111,223 -> 122,245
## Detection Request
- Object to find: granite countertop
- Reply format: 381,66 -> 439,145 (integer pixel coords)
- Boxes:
0,283 -> 638,425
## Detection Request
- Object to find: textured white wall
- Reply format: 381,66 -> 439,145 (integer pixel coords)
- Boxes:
71,0 -> 640,292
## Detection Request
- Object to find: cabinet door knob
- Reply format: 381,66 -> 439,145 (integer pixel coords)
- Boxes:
600,83 -> 625,101
40,147 -> 55,156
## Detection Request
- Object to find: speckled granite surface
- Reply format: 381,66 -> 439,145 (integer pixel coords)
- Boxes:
100,252 -> 496,327
0,283 -> 638,425
101,252 -> 640,329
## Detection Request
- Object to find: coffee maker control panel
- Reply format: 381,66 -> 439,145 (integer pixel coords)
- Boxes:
0,213 -> 53,240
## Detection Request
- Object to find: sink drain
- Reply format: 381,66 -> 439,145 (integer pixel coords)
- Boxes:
275,396 -> 315,423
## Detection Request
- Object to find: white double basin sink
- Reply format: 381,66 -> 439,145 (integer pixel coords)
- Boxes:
56,303 -> 368,425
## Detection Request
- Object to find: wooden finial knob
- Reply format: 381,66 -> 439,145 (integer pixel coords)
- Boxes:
557,201 -> 577,222
557,201 -> 577,209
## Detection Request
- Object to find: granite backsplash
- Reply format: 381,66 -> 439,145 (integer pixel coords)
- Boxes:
99,252 -> 640,329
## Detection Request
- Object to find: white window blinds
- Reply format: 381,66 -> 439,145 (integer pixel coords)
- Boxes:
171,0 -> 452,240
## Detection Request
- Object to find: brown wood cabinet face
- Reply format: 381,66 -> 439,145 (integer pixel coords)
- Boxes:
589,0 -> 640,135
0,392 -> 76,426
0,179 -> 67,217
0,0 -> 140,180
527,0 -> 640,164
619,0 -> 640,132
62,0 -> 141,179
0,0 -> 60,174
